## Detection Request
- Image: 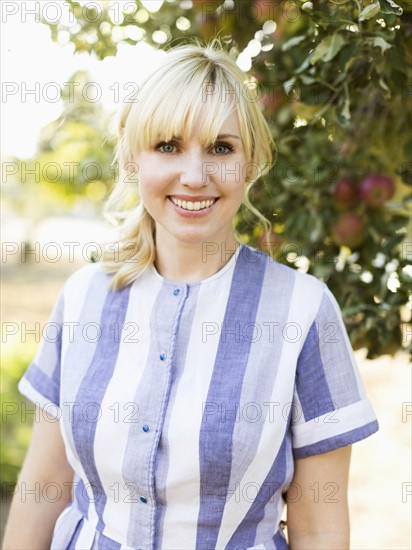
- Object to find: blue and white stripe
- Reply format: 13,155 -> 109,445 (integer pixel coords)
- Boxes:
18,244 -> 378,549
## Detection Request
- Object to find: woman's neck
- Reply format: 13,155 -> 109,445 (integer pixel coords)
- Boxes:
153,229 -> 241,283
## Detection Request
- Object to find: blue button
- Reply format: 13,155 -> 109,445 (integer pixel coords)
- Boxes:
173,288 -> 180,296
140,496 -> 148,504
142,424 -> 149,432
159,353 -> 166,361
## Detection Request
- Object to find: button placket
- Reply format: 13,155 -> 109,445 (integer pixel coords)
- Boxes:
134,282 -> 188,548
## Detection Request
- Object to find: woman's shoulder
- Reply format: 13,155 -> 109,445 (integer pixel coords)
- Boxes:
242,245 -> 330,324
243,244 -> 326,293
62,261 -> 111,295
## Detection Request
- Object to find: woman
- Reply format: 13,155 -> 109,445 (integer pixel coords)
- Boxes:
4,41 -> 378,549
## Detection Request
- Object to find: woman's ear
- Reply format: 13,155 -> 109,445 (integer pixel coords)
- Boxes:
244,160 -> 257,185
125,158 -> 139,176
119,147 -> 139,183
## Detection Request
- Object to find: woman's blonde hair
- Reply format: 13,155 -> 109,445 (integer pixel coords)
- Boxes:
102,39 -> 275,289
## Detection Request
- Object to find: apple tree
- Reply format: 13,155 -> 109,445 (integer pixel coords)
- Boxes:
38,0 -> 411,358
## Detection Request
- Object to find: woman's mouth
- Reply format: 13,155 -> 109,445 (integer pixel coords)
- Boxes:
168,196 -> 219,211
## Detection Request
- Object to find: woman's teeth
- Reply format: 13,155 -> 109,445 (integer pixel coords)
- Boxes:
170,197 -> 216,211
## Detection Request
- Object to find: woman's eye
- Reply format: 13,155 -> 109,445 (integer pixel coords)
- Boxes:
213,143 -> 234,155
156,142 -> 177,154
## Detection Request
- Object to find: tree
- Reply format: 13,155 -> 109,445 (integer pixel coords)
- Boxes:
33,0 -> 411,358
5,71 -> 115,219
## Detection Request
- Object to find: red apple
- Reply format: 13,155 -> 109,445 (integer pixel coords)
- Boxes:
359,173 -> 395,207
332,178 -> 358,209
331,212 -> 365,248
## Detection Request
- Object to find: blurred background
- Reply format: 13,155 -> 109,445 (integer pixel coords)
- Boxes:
1,0 -> 411,547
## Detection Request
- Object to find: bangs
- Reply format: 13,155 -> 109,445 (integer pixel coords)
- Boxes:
124,61 -> 250,156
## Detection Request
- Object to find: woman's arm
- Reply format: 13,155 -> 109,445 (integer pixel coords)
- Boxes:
3,409 -> 74,549
286,445 -> 352,550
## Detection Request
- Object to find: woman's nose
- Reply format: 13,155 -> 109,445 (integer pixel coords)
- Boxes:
179,153 -> 212,188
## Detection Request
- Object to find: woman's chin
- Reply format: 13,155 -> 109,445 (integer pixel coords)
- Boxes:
171,231 -> 213,246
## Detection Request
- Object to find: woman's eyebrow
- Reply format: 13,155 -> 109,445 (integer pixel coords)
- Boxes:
216,134 -> 240,140
159,134 -> 240,141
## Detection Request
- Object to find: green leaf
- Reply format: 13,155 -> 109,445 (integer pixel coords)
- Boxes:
359,2 -> 381,21
310,34 -> 345,65
299,83 -> 333,105
295,56 -> 312,74
335,103 -> 351,127
364,36 -> 392,53
400,166 -> 412,186
378,0 -> 403,15
378,77 -> 390,93
387,49 -> 407,74
299,75 -> 316,85
281,35 -> 307,52
283,77 -> 296,96
404,138 -> 412,160
341,97 -> 351,121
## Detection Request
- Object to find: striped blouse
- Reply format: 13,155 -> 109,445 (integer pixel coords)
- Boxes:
19,244 -> 378,550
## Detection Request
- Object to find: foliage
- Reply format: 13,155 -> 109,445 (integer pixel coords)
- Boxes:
0,342 -> 37,490
4,71 -> 115,220
21,0 -> 410,358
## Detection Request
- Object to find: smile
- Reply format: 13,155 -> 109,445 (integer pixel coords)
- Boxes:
169,197 -> 218,211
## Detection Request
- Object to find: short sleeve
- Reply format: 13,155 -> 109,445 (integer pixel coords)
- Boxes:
18,289 -> 64,419
291,285 -> 379,459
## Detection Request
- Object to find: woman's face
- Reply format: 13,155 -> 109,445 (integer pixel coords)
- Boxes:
134,109 -> 249,249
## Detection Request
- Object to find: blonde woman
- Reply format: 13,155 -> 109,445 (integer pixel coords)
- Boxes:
4,41 -> 378,550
